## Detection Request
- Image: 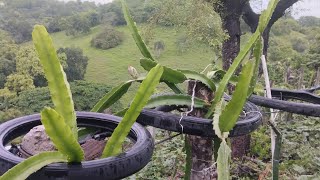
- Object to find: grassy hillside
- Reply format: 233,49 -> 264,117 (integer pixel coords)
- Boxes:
51,25 -> 214,107
51,25 -> 214,86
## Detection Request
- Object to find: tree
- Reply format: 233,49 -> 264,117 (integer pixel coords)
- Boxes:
242,0 -> 299,58
182,0 -> 300,178
5,73 -> 35,93
10,80 -> 120,115
90,26 -> 124,50
2,19 -> 32,43
57,47 -> 89,81
0,35 -> 18,88
145,0 -> 226,56
298,16 -> 320,27
15,46 -> 46,87
306,35 -> 320,86
65,14 -> 91,36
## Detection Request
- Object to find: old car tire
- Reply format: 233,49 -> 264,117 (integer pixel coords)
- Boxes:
137,100 -> 262,137
0,112 -> 153,180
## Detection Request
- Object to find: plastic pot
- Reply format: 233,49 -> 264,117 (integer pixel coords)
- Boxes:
0,112 -> 154,180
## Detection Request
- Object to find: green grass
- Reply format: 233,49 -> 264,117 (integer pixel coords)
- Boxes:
51,25 -> 214,107
52,25 -> 213,84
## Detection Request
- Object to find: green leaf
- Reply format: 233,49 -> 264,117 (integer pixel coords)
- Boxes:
248,38 -> 263,96
146,94 -> 208,109
32,25 -> 77,139
78,127 -> 97,140
0,152 -> 67,180
217,139 -> 231,180
207,70 -> 238,86
219,60 -> 256,132
213,100 -> 224,139
179,70 -> 216,91
101,65 -> 163,157
114,108 -> 129,117
41,108 -> 84,162
140,58 -> 186,84
205,0 -> 278,119
91,81 -> 133,113
121,0 -> 154,61
205,31 -> 260,118
258,0 -> 279,33
165,82 -> 184,94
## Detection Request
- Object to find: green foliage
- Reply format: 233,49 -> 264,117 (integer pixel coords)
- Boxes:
271,18 -> 301,36
205,31 -> 260,118
121,0 -> 155,61
65,14 -> 91,36
2,19 -> 32,43
154,40 -> 165,58
0,0 -> 98,42
250,127 -> 271,160
0,39 -> 18,88
140,58 -> 186,84
217,140 -> 231,180
5,73 -> 35,93
0,108 -> 23,123
102,64 -> 163,157
144,0 -> 226,52
278,115 -> 320,177
10,81 -> 117,115
298,16 -> 320,27
32,25 -> 77,138
91,26 -> 124,50
0,151 -> 67,180
98,1 -> 126,26
57,47 -> 89,82
41,108 -> 84,162
91,81 -> 132,113
15,46 -> 46,87
290,31 -> 308,53
130,130 -> 186,179
179,70 -> 216,91
145,94 -> 208,109
71,81 -> 120,111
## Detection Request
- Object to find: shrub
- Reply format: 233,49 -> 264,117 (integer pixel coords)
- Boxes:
57,47 -> 89,81
91,26 -> 124,50
154,40 -> 165,58
11,81 -> 121,115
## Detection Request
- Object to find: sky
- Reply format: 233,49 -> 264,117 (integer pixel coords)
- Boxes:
252,0 -> 320,18
62,0 -> 320,19
292,0 -> 320,18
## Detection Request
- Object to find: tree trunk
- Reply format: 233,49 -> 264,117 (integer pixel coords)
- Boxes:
315,66 -> 320,86
215,0 -> 252,159
187,81 -> 216,180
298,66 -> 304,89
284,66 -> 291,84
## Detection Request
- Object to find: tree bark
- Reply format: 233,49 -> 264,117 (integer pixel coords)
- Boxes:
187,81 -> 216,180
298,66 -> 304,89
213,0 -> 252,159
315,66 -> 320,86
213,0 -> 247,71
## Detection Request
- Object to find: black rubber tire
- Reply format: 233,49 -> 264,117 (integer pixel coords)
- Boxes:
137,101 -> 262,137
0,112 -> 154,180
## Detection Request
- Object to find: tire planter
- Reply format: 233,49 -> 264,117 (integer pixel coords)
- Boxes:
0,112 -> 154,180
248,87 -> 320,117
137,100 -> 262,137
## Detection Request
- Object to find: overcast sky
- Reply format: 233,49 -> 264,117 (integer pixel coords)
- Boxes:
63,0 -> 320,19
251,0 -> 320,18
